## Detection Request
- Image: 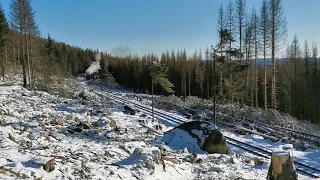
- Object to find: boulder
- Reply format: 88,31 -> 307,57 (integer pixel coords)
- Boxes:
123,103 -> 136,115
163,121 -> 229,154
186,114 -> 192,119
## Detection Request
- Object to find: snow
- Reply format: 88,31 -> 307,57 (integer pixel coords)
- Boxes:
0,80 -> 317,180
123,103 -> 135,110
163,128 -> 205,154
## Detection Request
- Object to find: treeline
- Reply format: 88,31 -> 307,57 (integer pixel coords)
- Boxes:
1,1 -> 319,123
281,37 -> 320,122
105,0 -> 320,124
0,0 -> 97,90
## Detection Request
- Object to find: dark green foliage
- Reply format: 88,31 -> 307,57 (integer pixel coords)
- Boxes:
149,62 -> 174,94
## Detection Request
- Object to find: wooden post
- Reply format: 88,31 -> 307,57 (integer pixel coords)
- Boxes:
267,145 -> 298,180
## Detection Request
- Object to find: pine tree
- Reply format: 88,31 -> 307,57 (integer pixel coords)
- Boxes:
149,62 -> 174,121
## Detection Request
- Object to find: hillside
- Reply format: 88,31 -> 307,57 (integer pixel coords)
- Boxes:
0,76 -> 318,179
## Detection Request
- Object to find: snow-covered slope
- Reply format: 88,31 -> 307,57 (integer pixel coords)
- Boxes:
0,81 -> 316,179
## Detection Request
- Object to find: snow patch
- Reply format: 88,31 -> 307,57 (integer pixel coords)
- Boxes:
162,129 -> 205,154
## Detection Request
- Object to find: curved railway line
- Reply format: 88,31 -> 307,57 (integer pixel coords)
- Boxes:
86,86 -> 320,178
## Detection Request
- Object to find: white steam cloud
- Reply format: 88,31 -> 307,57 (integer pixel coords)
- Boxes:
86,53 -> 101,75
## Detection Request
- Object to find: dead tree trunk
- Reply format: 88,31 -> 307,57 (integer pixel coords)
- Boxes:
267,149 -> 298,180
151,78 -> 154,122
26,35 -> 31,87
1,49 -> 4,80
12,39 -> 16,66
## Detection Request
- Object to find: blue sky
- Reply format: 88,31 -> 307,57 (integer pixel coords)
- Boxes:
1,0 -> 320,56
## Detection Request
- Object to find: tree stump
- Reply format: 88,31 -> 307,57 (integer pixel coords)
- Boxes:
267,145 -> 298,180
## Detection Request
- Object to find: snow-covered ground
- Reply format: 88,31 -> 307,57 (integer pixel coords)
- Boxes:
0,80 -> 317,179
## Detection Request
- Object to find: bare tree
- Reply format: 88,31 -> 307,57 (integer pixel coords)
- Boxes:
311,42 -> 318,120
10,0 -> 39,88
244,21 -> 253,102
217,5 -> 225,98
205,47 -> 210,98
225,1 -> 236,61
269,0 -> 287,109
312,42 -> 318,75
304,39 -> 309,118
0,3 -> 9,80
235,0 -> 247,62
259,0 -> 270,109
251,7 -> 259,107
291,35 -> 300,113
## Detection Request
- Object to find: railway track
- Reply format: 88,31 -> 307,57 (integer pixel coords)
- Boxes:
243,118 -> 320,145
84,85 -> 320,178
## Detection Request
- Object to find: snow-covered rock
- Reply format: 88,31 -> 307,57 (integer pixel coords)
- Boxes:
163,121 -> 229,154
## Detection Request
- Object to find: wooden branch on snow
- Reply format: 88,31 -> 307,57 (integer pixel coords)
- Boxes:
236,126 -> 279,142
220,121 -> 279,141
161,156 -> 179,164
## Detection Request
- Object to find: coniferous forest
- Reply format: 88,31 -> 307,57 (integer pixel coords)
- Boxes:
0,0 -> 319,123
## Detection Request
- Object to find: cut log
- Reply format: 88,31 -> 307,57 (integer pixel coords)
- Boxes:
267,146 -> 298,180
43,158 -> 55,173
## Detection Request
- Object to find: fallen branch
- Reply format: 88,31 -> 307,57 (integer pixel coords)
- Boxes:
139,123 -> 163,135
